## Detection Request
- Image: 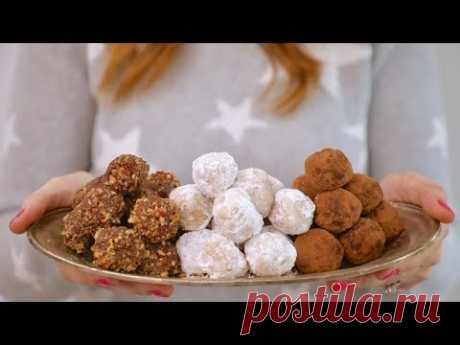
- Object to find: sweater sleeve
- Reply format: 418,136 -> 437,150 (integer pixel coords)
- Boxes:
0,44 -> 107,300
368,43 -> 450,188
368,43 -> 459,299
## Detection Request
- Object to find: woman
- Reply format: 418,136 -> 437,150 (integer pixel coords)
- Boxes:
0,43 -> 456,301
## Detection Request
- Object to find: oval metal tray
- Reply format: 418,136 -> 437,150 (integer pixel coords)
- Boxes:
27,202 -> 441,287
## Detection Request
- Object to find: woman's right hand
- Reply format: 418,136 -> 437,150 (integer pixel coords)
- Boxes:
8,171 -> 174,298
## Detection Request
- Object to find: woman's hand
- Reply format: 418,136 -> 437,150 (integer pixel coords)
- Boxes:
330,172 -> 455,292
9,171 -> 173,298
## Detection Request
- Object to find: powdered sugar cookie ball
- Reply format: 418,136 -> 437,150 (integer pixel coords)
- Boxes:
176,229 -> 248,279
244,229 -> 297,276
192,152 -> 238,198
269,188 -> 315,235
212,188 -> 264,244
169,184 -> 212,231
268,175 -> 284,194
233,168 -> 274,217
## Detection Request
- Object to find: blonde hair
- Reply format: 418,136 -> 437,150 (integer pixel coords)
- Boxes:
98,43 -> 321,115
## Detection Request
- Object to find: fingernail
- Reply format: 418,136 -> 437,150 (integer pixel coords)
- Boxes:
9,209 -> 25,228
438,200 -> 455,216
330,281 -> 348,293
377,268 -> 400,281
148,289 -> 170,298
95,278 -> 112,287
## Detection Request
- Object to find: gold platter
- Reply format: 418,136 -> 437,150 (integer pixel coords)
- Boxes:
27,202 -> 441,287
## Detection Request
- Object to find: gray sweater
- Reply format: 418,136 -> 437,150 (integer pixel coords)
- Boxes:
0,43 -> 457,301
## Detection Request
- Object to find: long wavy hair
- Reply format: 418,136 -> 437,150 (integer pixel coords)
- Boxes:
98,43 -> 321,115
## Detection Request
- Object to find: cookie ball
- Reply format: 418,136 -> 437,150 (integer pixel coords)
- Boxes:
212,188 -> 264,244
105,154 -> 149,194
268,175 -> 284,194
344,174 -> 383,214
176,229 -> 248,279
62,185 -> 126,253
292,175 -> 322,199
233,168 -> 274,217
92,226 -> 147,272
169,184 -> 212,231
244,230 -> 297,276
294,228 -> 344,273
314,189 -> 362,234
143,171 -> 181,198
72,175 -> 106,208
304,148 -> 353,191
138,241 -> 182,277
128,196 -> 180,243
368,201 -> 404,240
268,188 -> 315,235
339,218 -> 386,265
192,152 -> 238,198
62,212 -> 96,254
123,191 -> 144,218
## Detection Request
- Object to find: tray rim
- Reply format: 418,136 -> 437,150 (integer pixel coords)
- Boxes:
26,202 -> 441,287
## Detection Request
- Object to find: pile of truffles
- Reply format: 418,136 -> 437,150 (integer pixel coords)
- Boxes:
292,148 -> 404,273
176,152 -> 311,279
62,148 -> 405,280
63,154 -> 182,277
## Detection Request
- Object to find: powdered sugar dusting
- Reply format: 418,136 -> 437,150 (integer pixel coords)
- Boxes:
268,175 -> 284,194
212,188 -> 264,244
176,229 -> 248,279
244,230 -> 297,276
169,184 -> 213,231
269,188 -> 315,235
233,168 -> 274,217
192,152 -> 238,198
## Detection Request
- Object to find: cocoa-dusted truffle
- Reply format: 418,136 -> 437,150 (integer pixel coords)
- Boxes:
105,154 -> 149,194
368,201 -> 404,241
128,196 -> 180,243
344,174 -> 383,214
294,228 -> 344,273
304,148 -> 353,191
92,226 -> 148,272
292,175 -> 322,199
314,188 -> 362,234
339,218 -> 386,265
72,175 -> 106,208
143,171 -> 181,198
138,241 -> 182,277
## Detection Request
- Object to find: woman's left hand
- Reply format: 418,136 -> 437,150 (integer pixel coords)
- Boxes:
330,172 -> 455,292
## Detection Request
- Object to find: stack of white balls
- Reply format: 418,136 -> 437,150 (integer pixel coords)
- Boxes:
172,152 -> 316,279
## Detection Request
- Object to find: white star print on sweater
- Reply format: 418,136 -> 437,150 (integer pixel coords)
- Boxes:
205,98 -> 267,144
1,113 -> 21,155
428,117 -> 448,158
